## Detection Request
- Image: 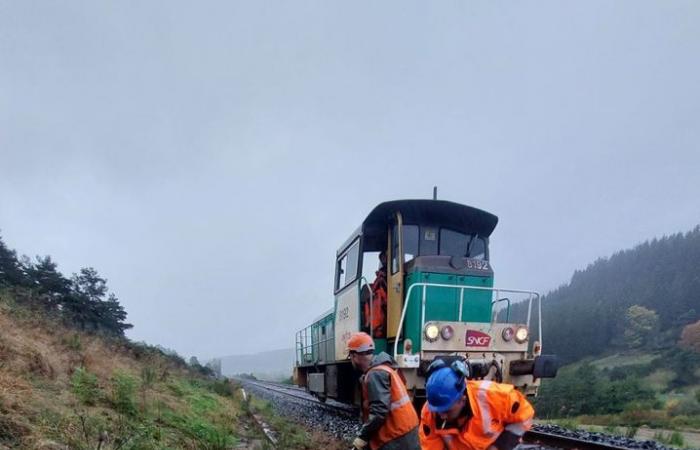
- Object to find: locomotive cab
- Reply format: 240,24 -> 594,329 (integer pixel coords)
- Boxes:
295,199 -> 557,405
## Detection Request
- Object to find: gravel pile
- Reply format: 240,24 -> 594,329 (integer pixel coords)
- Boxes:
241,381 -> 360,442
532,424 -> 676,450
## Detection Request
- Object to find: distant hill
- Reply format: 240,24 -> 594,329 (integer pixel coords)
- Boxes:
219,348 -> 296,381
508,226 -> 700,364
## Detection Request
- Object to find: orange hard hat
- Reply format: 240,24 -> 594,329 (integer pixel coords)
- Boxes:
346,332 -> 375,353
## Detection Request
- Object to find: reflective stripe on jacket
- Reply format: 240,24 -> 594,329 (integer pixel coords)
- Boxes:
361,364 -> 420,449
419,380 -> 534,450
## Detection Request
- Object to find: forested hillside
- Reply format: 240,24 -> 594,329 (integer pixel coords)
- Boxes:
509,226 -> 700,363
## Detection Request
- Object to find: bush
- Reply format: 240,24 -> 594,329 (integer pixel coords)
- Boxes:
667,348 -> 700,388
653,431 -> 685,447
667,397 -> 700,417
204,379 -> 235,398
70,367 -> 100,405
534,363 -> 656,417
110,371 -> 137,416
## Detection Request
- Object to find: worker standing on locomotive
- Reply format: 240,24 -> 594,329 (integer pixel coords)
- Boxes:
364,251 -> 388,338
347,332 -> 420,450
419,359 -> 534,450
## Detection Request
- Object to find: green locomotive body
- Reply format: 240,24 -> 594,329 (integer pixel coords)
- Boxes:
295,199 -> 557,404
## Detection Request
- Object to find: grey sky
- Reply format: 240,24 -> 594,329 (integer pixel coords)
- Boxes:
1,1 -> 698,359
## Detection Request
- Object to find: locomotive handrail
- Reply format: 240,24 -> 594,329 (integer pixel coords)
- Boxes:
296,333 -> 336,365
392,283 -> 542,358
492,297 -> 511,322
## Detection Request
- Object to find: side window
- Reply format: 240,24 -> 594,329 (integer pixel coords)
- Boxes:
336,254 -> 348,289
336,240 -> 360,290
346,242 -> 359,283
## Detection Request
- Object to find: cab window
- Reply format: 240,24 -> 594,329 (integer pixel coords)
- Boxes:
439,229 -> 486,260
403,225 -> 419,263
336,239 -> 360,290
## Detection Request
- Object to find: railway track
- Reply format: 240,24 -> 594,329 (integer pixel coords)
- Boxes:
240,379 -> 358,417
524,429 -> 633,450
239,380 -> 670,450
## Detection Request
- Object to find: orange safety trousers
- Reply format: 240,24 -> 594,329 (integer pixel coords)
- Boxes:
362,365 -> 419,449
419,380 -> 534,450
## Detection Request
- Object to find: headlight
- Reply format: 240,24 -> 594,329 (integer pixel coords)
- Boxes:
424,324 -> 439,341
502,327 -> 514,342
515,327 -> 529,343
441,325 -> 454,340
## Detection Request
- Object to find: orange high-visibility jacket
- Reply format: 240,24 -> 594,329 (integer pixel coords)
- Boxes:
419,380 -> 534,450
363,286 -> 387,337
362,364 -> 419,449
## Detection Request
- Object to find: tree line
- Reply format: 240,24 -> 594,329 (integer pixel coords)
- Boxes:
0,232 -> 132,337
506,226 -> 700,364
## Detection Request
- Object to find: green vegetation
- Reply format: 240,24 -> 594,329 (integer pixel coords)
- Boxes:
70,367 -> 101,406
0,234 -> 132,336
110,371 -> 138,416
249,396 -> 321,449
653,430 -> 685,447
535,351 -> 700,433
535,362 -> 656,417
0,234 -> 342,448
499,225 -> 700,443
508,227 -> 700,363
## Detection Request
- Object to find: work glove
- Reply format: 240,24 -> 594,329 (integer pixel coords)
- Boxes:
352,437 -> 368,449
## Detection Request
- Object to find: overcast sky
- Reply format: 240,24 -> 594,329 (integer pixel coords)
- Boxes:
1,1 -> 698,359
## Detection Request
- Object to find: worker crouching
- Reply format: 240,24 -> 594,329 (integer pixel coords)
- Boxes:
347,332 -> 420,450
420,359 -> 534,450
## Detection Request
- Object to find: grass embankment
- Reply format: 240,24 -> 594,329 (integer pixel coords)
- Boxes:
0,290 -> 336,449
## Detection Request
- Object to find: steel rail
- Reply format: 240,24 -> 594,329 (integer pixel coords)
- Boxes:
241,379 -> 358,416
524,429 -> 633,450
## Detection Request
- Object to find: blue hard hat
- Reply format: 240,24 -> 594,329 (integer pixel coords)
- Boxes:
426,367 -> 465,413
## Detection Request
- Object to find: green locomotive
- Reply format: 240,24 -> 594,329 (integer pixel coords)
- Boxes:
295,199 -> 557,404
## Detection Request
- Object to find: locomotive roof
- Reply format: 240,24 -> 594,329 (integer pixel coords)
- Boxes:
338,199 -> 499,255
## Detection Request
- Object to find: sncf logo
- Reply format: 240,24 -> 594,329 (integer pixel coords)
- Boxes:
466,330 -> 491,347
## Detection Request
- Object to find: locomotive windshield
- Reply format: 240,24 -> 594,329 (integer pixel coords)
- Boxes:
394,224 -> 487,271
439,229 -> 486,260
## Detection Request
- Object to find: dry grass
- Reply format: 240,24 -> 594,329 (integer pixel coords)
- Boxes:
0,294 -> 345,449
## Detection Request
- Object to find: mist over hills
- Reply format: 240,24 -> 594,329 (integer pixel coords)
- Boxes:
218,347 -> 296,380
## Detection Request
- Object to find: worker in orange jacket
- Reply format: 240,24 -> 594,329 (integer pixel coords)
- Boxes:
364,251 -> 388,338
419,359 -> 534,450
347,332 -> 420,450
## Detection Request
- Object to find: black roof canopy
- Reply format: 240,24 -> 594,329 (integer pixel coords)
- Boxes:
356,199 -> 499,253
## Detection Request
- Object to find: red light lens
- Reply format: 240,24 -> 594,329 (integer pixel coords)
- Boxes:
502,327 -> 515,341
441,325 -> 454,340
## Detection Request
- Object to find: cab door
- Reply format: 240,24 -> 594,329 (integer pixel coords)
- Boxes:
386,212 -> 404,340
